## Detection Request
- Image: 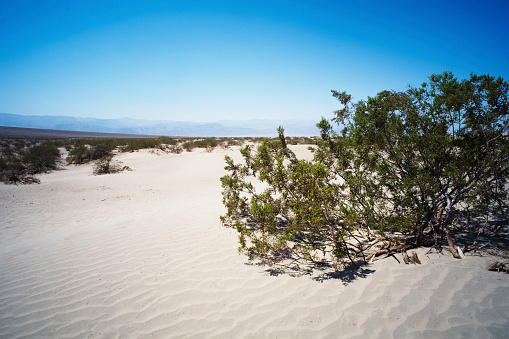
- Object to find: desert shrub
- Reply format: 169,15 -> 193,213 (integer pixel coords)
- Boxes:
0,142 -> 14,157
117,137 -> 178,152
182,141 -> 196,152
67,145 -> 94,164
158,136 -> 178,145
0,157 -> 7,172
67,141 -> 115,164
286,137 -> 316,145
286,137 -> 298,145
0,157 -> 26,183
119,138 -> 159,152
226,138 -> 244,146
93,159 -> 131,175
203,138 -> 219,148
214,138 -> 244,148
221,72 -> 509,270
221,128 -> 352,268
316,72 -> 509,258
182,138 -> 219,152
0,140 -> 23,183
22,142 -> 61,174
0,140 -> 59,184
167,144 -> 183,154
92,140 -> 117,158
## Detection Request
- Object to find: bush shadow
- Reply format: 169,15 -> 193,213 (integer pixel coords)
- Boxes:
312,263 -> 376,284
246,259 -> 376,284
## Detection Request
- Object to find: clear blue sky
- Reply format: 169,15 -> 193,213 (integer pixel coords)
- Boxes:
1,0 -> 508,122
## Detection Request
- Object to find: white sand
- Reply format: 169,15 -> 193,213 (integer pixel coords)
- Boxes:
1,145 -> 508,338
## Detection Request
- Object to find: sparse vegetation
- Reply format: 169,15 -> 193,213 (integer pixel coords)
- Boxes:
182,138 -> 220,152
118,138 -> 167,152
0,140 -> 61,184
0,128 -> 316,185
67,143 -> 114,164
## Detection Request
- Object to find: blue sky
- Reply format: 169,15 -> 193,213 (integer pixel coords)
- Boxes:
1,0 -> 508,122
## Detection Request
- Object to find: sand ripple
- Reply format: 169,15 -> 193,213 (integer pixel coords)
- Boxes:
1,148 -> 508,338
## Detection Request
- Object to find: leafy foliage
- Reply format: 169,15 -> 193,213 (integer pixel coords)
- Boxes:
0,140 -> 60,184
221,128 -> 358,269
67,140 -> 117,164
23,143 -> 61,174
118,137 -> 176,152
221,72 -> 509,269
319,72 -> 509,258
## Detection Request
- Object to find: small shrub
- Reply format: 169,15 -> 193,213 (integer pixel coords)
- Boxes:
93,159 -> 131,175
67,142 -> 115,164
67,145 -> 92,164
182,138 -> 219,152
0,158 -> 28,184
158,136 -> 178,145
119,138 -> 158,152
226,139 -> 243,146
167,145 -> 183,154
182,141 -> 196,152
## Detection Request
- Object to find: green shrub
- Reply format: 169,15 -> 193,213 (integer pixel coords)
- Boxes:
119,139 -> 157,152
167,144 -> 183,154
225,138 -> 244,146
182,141 -> 196,152
117,137 -> 178,152
0,157 -> 26,183
93,159 -> 131,175
182,138 -> 220,152
222,72 -> 509,271
22,143 -> 61,174
0,140 -> 59,184
67,145 -> 93,164
67,141 -> 115,164
158,136 -> 178,145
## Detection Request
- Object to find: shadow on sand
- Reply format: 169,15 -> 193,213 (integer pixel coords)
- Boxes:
246,259 -> 376,284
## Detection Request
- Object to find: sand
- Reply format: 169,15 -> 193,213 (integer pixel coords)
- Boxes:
1,145 -> 508,338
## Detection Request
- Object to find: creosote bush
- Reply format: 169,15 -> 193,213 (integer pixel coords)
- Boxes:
93,159 -> 131,175
23,143 -> 61,174
182,138 -> 220,152
67,141 -> 116,164
221,72 -> 509,270
0,140 -> 61,184
221,127 -> 354,268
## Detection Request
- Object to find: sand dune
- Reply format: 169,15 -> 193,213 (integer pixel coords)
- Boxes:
1,146 -> 508,338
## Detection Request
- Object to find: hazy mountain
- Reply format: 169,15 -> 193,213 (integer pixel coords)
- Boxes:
218,119 -> 319,136
0,113 -> 319,137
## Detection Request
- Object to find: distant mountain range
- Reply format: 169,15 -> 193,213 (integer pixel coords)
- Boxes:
0,113 -> 319,137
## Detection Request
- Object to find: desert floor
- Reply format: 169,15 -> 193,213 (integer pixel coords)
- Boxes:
1,145 -> 508,338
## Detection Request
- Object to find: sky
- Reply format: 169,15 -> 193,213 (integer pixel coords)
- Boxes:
1,0 -> 508,123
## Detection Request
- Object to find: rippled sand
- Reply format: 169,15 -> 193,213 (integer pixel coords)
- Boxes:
1,146 -> 508,338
